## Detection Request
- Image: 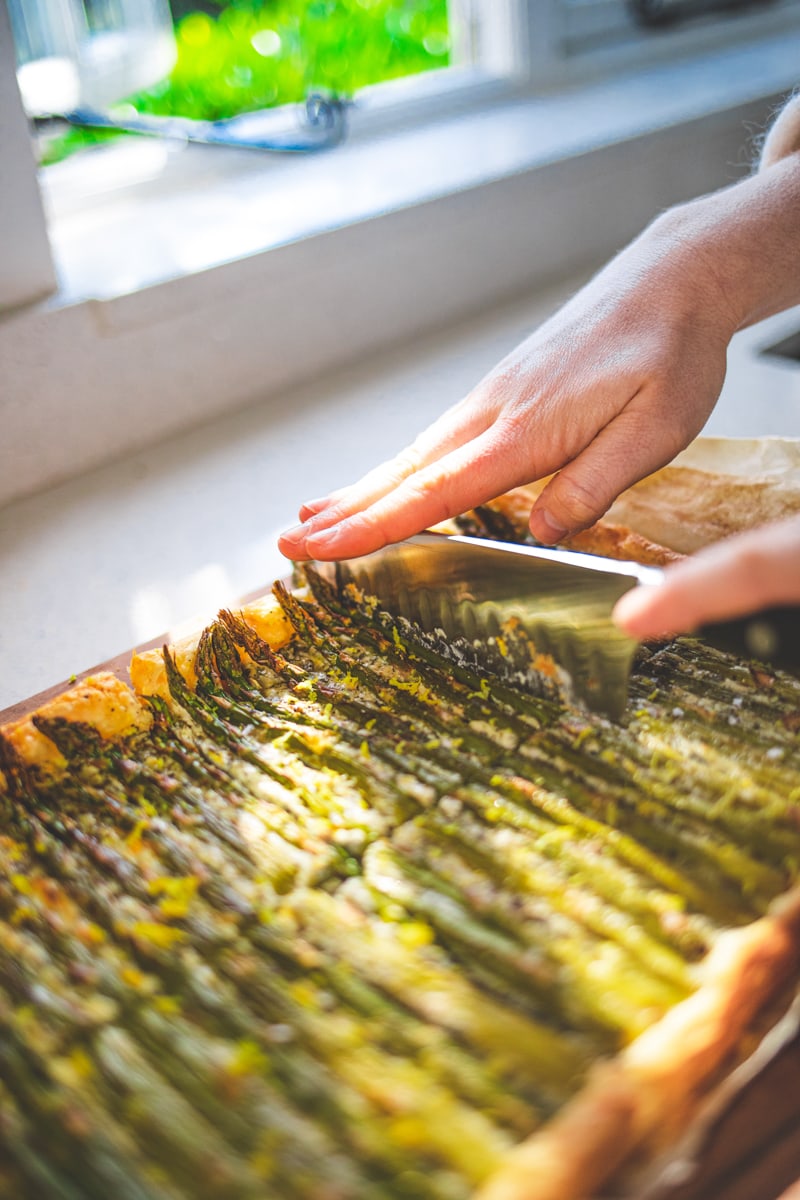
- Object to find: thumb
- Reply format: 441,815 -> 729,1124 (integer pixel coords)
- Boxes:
528,411 -> 689,544
614,515 -> 800,639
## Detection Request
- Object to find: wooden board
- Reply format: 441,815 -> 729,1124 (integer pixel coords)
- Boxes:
0,637 -> 162,727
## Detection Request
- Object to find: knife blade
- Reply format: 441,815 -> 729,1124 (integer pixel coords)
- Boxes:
312,531 -> 800,720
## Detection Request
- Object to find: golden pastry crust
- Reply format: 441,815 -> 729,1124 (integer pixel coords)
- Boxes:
129,592 -> 296,701
470,488 -> 684,567
558,522 -> 684,567
0,672 -> 151,788
129,630 -> 202,702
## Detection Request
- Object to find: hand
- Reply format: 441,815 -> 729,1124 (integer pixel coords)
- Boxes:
279,205 -> 736,562
278,155 -> 800,566
613,514 -> 800,638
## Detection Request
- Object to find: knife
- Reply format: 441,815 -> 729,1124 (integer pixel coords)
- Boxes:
313,531 -> 800,719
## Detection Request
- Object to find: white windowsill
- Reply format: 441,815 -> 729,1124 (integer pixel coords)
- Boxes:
43,34 -> 798,309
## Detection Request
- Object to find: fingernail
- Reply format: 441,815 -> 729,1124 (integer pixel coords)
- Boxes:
277,530 -> 311,562
279,524 -> 307,546
530,508 -> 568,544
299,497 -> 331,521
305,522 -> 349,557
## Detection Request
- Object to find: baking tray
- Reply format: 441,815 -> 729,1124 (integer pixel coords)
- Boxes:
2,607 -> 800,1200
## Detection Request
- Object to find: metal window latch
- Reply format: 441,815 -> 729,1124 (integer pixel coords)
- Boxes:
64,91 -> 350,153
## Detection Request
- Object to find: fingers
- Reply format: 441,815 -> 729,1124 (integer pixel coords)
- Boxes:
298,496 -> 337,522
284,424 -> 534,561
280,399 -> 493,558
614,515 -> 800,639
528,400 -> 702,544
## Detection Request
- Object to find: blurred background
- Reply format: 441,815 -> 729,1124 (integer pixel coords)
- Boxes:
8,0 -> 452,162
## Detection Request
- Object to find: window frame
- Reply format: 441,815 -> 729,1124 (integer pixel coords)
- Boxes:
0,0 -> 57,312
519,0 -> 800,88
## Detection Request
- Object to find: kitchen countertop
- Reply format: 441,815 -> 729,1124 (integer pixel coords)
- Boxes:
2,278 -> 800,711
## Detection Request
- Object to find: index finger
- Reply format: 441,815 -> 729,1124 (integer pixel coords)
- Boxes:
280,398 -> 493,556
298,426 -> 535,560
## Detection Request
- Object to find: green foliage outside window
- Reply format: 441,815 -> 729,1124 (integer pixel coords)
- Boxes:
43,1 -> 450,164
155,0 -> 451,120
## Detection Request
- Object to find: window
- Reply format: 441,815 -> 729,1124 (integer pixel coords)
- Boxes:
10,1 -> 485,162
11,0 -> 799,223
3,0 -> 799,315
